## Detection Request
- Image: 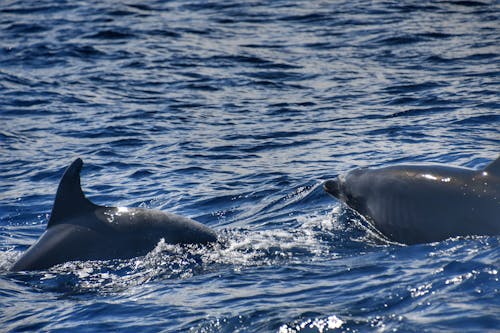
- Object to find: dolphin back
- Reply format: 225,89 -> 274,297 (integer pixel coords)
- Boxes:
11,158 -> 217,271
10,224 -> 107,271
484,155 -> 500,176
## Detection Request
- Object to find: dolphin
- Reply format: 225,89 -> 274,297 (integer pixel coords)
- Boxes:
323,156 -> 500,245
10,158 -> 217,271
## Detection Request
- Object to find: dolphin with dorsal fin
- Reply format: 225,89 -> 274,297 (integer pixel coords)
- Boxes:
323,156 -> 500,245
10,158 -> 217,271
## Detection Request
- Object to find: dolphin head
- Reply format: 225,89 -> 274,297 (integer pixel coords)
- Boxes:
323,177 -> 342,199
323,167 -> 373,216
323,157 -> 500,244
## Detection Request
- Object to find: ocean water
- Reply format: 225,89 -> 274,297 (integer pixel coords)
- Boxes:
1,0 -> 499,332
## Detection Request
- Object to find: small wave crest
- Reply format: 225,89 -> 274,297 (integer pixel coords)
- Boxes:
2,211 -> 359,293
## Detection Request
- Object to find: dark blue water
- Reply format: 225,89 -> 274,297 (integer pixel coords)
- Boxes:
1,0 -> 499,332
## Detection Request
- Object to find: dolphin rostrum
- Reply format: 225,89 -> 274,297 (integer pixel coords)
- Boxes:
11,158 -> 217,271
323,156 -> 500,244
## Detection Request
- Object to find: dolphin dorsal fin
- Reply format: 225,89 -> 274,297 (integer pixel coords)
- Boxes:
47,158 -> 96,228
484,156 -> 500,177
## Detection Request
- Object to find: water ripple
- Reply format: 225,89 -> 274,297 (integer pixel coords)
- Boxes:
1,0 -> 499,332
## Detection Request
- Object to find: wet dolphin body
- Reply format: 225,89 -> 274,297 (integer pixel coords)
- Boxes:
11,158 -> 217,271
323,156 -> 500,245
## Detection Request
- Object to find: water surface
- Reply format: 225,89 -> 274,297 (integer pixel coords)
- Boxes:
1,0 -> 499,332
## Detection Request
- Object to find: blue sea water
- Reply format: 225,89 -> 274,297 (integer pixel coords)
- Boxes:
1,0 -> 499,331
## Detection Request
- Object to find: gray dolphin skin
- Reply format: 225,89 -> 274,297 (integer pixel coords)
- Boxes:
323,156 -> 500,245
10,158 -> 217,271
